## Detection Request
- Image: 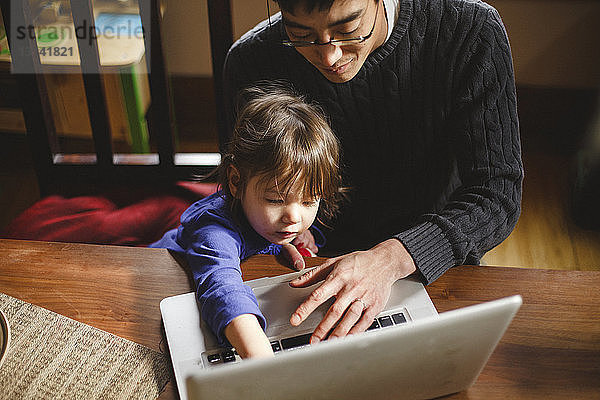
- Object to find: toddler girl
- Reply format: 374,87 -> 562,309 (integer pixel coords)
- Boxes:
152,84 -> 342,358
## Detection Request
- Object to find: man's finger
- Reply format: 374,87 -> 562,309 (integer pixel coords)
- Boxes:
309,293 -> 360,343
281,243 -> 305,271
327,298 -> 366,340
289,258 -> 336,287
348,312 -> 377,336
289,273 -> 342,327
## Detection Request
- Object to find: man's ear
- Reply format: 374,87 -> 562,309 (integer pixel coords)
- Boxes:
228,165 -> 241,198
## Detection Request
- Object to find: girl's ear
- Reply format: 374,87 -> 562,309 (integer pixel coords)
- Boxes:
227,165 -> 241,198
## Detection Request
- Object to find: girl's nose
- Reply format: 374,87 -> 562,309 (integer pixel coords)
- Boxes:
282,204 -> 302,224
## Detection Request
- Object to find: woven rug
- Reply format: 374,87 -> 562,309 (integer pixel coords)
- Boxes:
0,292 -> 171,400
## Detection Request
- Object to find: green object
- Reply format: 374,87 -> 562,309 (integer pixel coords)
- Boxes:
120,63 -> 150,153
0,19 -> 9,55
36,27 -> 62,45
119,59 -> 179,154
0,24 -> 64,55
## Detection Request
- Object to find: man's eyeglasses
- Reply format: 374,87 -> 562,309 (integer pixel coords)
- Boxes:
267,0 -> 380,48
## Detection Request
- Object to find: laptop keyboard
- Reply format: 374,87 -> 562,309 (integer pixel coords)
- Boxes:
203,311 -> 408,366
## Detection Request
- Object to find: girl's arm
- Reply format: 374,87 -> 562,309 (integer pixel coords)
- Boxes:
224,314 -> 274,359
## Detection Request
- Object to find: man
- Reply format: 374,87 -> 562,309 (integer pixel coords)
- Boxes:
222,0 -> 523,345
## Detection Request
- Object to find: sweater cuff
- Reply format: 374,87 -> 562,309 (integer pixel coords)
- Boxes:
395,221 -> 455,285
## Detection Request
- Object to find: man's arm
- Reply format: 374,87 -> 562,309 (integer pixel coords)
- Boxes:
397,6 -> 523,284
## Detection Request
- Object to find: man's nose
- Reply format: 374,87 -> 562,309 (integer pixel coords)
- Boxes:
316,43 -> 343,67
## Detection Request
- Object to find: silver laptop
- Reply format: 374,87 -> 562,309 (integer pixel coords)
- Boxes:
160,269 -> 521,400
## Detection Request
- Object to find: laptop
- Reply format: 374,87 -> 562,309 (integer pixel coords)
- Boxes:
160,269 -> 521,400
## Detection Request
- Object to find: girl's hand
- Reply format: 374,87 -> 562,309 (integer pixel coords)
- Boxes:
281,230 -> 318,271
292,230 -> 318,254
224,314 -> 274,359
288,239 -> 417,343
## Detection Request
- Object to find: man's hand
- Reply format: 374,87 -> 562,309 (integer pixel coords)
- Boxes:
288,239 -> 417,343
281,230 -> 319,271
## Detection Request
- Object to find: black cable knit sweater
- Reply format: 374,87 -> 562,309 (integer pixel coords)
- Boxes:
222,0 -> 523,284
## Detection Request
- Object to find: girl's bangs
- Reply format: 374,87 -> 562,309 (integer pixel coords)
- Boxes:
257,155 -> 329,200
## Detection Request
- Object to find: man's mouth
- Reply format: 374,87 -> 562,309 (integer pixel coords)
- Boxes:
323,59 -> 352,74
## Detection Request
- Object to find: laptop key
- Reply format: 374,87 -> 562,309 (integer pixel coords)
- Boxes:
271,341 -> 282,352
207,353 -> 221,364
281,333 -> 312,350
378,315 -> 393,327
392,313 -> 407,324
222,350 -> 236,363
367,319 -> 380,330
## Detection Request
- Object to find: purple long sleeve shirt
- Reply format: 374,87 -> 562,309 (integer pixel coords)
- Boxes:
151,191 -> 281,346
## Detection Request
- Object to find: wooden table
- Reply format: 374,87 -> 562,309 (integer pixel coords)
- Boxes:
0,239 -> 598,399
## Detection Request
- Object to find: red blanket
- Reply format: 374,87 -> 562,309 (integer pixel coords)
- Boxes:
2,182 -> 218,247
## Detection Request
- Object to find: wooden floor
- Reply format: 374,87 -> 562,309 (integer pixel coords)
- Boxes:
482,151 -> 600,270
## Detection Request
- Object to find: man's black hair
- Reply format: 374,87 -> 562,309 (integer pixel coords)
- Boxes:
274,0 -> 380,14
274,0 -> 336,14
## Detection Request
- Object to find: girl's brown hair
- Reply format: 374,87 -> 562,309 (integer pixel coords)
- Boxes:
218,82 -> 343,221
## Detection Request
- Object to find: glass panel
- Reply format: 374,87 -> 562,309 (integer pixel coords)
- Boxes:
2,1 -> 95,159
92,0 -> 151,159
0,10 -> 22,136
1,1 -> 158,164
172,76 -> 220,155
45,72 -> 96,156
30,1 -> 95,157
165,1 -> 220,161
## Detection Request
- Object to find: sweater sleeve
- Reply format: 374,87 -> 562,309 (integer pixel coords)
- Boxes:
396,8 -> 523,284
181,221 -> 267,346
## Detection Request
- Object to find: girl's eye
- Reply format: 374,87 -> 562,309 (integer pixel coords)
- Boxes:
303,200 -> 319,207
266,198 -> 284,204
